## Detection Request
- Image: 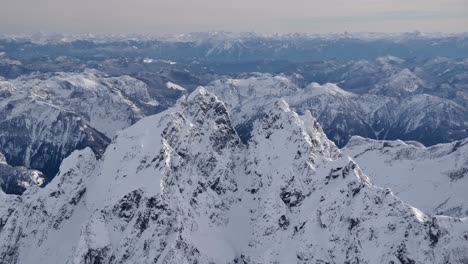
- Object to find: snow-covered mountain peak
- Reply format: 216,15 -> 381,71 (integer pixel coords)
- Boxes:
254,98 -> 341,164
84,87 -> 241,212
206,75 -> 363,146
185,86 -> 217,105
273,97 -> 289,111
0,70 -> 164,183
370,68 -> 426,96
306,82 -> 355,97
0,88 -> 467,263
56,147 -> 97,179
25,147 -> 96,202
8,70 -> 154,138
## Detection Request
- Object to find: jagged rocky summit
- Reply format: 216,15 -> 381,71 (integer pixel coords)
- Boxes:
0,88 -> 467,264
2,72 -> 467,196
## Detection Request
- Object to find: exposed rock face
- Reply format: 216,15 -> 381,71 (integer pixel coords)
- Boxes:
0,88 -> 466,264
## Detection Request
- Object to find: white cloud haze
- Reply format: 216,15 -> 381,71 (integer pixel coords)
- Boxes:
0,0 -> 467,34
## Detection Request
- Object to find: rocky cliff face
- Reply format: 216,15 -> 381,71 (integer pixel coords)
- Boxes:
0,88 -> 466,264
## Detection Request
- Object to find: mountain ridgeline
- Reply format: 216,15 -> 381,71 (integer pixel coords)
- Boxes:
0,88 -> 467,263
0,69 -> 467,194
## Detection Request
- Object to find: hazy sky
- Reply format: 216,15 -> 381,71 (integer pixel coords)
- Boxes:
1,0 -> 467,34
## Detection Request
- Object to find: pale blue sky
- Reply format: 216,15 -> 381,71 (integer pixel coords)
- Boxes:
0,0 -> 467,34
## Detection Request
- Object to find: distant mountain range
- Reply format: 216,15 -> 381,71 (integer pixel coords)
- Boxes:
1,32 -> 468,66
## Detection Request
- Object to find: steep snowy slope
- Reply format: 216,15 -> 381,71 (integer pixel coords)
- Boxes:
0,70 -> 159,179
343,136 -> 468,217
0,88 -> 466,264
206,74 -> 468,147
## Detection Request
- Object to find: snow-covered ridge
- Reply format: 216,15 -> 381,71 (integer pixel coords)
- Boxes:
8,70 -> 155,137
343,136 -> 468,217
0,70 -> 159,182
0,88 -> 466,263
205,74 -> 468,147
